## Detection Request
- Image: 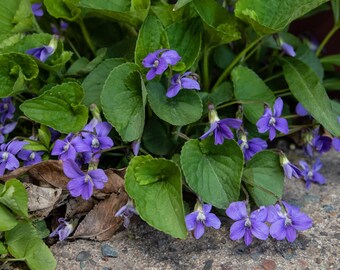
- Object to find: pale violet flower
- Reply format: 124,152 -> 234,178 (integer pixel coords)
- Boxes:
256,97 -> 289,141
142,49 -> 181,80
226,201 -> 269,246
267,201 -> 312,242
185,203 -> 221,239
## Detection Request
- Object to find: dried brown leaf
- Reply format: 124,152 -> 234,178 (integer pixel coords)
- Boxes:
0,160 -> 69,188
24,183 -> 63,218
73,191 -> 128,241
27,160 -> 69,188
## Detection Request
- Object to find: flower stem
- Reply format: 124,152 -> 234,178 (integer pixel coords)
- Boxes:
241,184 -> 249,203
203,46 -> 211,91
283,114 -> 299,119
216,99 -> 263,110
273,88 -> 289,94
316,25 -> 340,57
78,19 -> 96,55
66,38 -> 81,59
212,36 -> 263,91
264,72 -> 283,83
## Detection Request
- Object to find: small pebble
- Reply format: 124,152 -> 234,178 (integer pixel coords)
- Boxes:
334,233 -> 340,240
322,205 -> 334,212
202,259 -> 213,270
250,251 -> 261,261
261,259 -> 277,270
233,243 -> 247,254
76,251 -> 91,262
101,244 -> 118,258
280,248 -> 295,260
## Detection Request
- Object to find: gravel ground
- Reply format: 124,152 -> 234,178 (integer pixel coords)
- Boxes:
51,150 -> 340,270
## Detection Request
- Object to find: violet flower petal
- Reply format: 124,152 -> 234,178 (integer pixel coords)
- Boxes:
250,220 -> 269,240
205,213 -> 221,229
194,221 -> 205,239
63,159 -> 84,179
230,220 -> 246,240
185,212 -> 198,231
226,201 -> 247,221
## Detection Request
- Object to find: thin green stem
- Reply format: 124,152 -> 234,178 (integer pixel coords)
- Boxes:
277,92 -> 292,98
93,145 -> 128,157
172,131 -> 190,141
283,114 -> 300,119
216,99 -> 263,110
264,72 -> 283,83
241,184 -> 249,203
203,47 -> 211,91
78,19 -> 96,55
241,43 -> 260,63
316,25 -> 340,57
212,36 -> 263,91
66,38 -> 81,59
273,88 -> 289,94
0,258 -> 25,262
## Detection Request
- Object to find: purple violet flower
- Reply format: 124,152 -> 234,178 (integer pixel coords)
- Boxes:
49,218 -> 74,241
51,133 -> 91,161
280,155 -> 302,180
142,49 -> 181,80
0,98 -> 15,123
200,105 -> 242,145
63,159 -> 108,200
31,3 -> 44,17
115,199 -> 139,228
226,201 -> 269,246
26,45 -> 55,62
281,42 -> 296,57
81,121 -> 114,158
132,139 -> 141,156
185,203 -> 221,239
299,159 -> 326,189
166,72 -> 200,98
256,97 -> 289,141
267,201 -> 312,242
26,37 -> 58,62
295,103 -> 309,117
311,135 -> 332,154
303,130 -> 333,157
238,134 -> 267,161
0,141 -> 27,176
17,149 -> 44,166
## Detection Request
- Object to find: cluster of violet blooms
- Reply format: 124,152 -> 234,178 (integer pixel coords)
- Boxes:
185,200 -> 312,245
142,49 -> 200,97
0,98 -> 33,175
51,116 -> 113,200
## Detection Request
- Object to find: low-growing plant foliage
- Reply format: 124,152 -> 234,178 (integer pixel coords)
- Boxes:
0,0 -> 340,269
